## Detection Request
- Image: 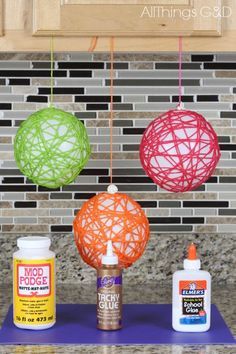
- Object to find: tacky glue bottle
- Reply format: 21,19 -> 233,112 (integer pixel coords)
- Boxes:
172,243 -> 211,332
97,240 -> 122,330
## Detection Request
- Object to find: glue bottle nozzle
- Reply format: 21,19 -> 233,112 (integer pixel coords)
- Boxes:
102,240 -> 118,265
188,243 -> 198,260
107,240 -> 113,256
184,243 -> 200,270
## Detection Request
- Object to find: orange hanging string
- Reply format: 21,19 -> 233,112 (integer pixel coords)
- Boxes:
110,37 -> 114,185
88,36 -> 98,52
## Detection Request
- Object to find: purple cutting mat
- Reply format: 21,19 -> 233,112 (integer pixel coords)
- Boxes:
0,304 -> 235,345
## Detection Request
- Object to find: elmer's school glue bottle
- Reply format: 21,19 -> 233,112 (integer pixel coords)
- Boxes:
13,236 -> 56,330
172,243 -> 211,332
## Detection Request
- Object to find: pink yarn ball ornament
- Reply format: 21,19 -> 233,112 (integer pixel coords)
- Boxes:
140,109 -> 221,193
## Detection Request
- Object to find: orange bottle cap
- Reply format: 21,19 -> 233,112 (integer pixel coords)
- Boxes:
188,243 -> 198,260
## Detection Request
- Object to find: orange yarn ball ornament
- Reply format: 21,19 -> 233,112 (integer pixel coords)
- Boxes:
73,189 -> 150,269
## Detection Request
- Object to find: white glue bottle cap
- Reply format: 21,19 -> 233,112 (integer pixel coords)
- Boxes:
183,243 -> 201,270
17,236 -> 51,249
102,240 -> 118,265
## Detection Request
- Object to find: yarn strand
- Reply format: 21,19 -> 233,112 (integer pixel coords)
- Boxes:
50,36 -> 54,107
110,37 -> 114,185
178,36 -> 183,110
88,36 -> 98,52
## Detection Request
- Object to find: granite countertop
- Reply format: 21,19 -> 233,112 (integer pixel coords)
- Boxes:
0,283 -> 235,354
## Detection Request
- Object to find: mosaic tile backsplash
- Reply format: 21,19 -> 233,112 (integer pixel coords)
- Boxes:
0,52 -> 236,234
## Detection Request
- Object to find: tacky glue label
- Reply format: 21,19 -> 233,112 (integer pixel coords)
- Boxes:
13,258 -> 55,326
97,272 -> 122,330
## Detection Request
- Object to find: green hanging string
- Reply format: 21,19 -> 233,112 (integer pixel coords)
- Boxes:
50,36 -> 54,107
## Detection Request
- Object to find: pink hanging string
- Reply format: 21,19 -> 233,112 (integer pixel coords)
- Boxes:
110,37 -> 114,185
178,36 -> 183,110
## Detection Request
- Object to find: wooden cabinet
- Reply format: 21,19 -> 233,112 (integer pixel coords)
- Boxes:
32,0 -> 221,37
0,0 -> 236,51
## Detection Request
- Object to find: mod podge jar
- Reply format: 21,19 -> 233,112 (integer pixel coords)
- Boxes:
13,236 -> 56,330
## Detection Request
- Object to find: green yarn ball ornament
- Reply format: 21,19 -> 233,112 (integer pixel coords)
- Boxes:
14,107 -> 91,189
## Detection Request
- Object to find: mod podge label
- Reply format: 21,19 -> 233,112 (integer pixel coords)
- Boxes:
13,258 -> 55,326
179,280 -> 207,325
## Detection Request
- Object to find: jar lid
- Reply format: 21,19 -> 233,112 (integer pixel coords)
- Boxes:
17,236 -> 51,249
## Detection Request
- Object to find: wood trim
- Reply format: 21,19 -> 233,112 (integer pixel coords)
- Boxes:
3,29 -> 236,52
62,0 -> 190,4
0,0 -> 3,36
32,0 -> 222,37
33,0 -> 61,33
193,0 -> 222,36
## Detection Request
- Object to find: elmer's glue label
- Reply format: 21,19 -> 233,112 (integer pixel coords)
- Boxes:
13,237 -> 56,330
172,243 -> 211,332
179,280 -> 207,325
